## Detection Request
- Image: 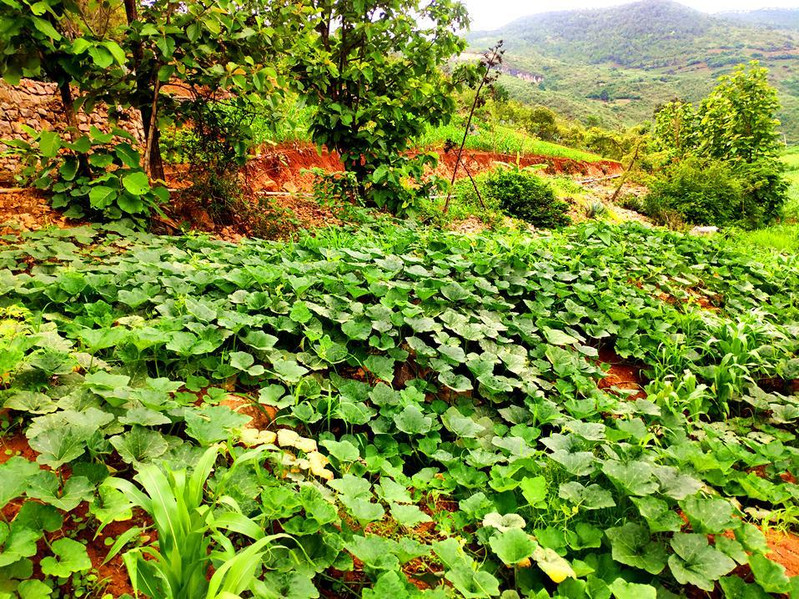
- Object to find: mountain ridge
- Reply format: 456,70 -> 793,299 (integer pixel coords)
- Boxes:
466,0 -> 799,140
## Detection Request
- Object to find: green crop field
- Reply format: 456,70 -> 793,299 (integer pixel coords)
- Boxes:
418,122 -> 606,163
1,221 -> 797,597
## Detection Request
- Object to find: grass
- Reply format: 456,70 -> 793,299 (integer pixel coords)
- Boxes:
731,224 -> 799,254
729,148 -> 799,254
782,146 -> 799,222
416,120 -> 607,163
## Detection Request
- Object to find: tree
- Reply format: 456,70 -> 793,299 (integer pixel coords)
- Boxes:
648,62 -> 787,227
653,99 -> 696,159
697,61 -> 782,163
106,0 -> 300,179
0,0 -> 124,139
1,0 -> 301,223
293,0 -> 470,214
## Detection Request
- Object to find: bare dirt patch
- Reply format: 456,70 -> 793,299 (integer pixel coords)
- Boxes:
597,346 -> 646,400
767,531 -> 799,577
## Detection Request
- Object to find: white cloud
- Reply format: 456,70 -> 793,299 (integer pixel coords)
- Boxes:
464,0 -> 799,31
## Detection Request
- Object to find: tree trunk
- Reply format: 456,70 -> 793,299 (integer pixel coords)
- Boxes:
123,0 -> 165,180
57,81 -> 79,139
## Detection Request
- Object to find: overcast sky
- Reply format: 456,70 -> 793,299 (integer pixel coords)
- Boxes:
465,0 -> 799,30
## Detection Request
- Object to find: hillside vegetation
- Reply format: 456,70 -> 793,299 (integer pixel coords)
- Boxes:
468,0 -> 799,140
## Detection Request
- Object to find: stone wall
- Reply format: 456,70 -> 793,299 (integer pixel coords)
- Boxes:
0,79 -> 143,181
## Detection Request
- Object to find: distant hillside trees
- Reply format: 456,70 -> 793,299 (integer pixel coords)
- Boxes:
649,62 -> 786,227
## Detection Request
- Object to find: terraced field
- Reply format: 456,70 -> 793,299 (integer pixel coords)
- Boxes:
1,221 -> 798,597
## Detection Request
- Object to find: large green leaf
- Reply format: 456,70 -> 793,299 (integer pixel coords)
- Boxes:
605,523 -> 668,575
0,458 -> 40,508
668,533 -> 736,591
40,538 -> 92,577
110,426 -> 169,464
489,528 -> 537,566
122,171 -> 151,195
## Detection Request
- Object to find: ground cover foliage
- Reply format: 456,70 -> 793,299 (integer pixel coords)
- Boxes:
1,221 -> 799,597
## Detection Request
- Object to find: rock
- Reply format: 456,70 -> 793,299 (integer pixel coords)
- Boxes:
689,226 -> 719,236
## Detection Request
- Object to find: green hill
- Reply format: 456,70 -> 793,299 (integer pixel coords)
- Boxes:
719,8 -> 799,31
468,0 -> 799,141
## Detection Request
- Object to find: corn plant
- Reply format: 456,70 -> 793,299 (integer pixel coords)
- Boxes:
101,447 -> 289,599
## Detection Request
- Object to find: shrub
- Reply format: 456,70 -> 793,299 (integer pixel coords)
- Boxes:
585,200 -> 608,219
644,157 -> 787,228
485,169 -> 571,228
619,194 -> 644,213
734,158 -> 788,227
177,99 -> 260,224
6,126 -> 167,226
644,158 -> 742,227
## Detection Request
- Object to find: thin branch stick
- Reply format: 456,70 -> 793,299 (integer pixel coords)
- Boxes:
443,43 -> 502,214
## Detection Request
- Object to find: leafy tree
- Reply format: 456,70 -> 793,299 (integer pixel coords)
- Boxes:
697,61 -> 782,163
293,0 -> 470,213
0,0 -> 124,138
1,0 -> 301,223
653,99 -> 696,159
650,62 -> 787,226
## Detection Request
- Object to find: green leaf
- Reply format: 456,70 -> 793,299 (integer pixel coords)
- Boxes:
14,501 -> 62,533
109,426 -> 169,464
122,171 -> 151,195
4,391 -> 56,414
88,45 -> 113,68
17,579 -> 54,598
290,302 -> 313,324
749,554 -> 791,593
439,370 -> 473,392
603,461 -> 658,496
719,576 -> 771,599
631,497 -> 682,533
230,351 -> 256,370
38,130 -> 61,158
543,327 -> 578,346
89,185 -> 117,209
258,571 -> 320,599
272,358 -> 308,383
40,538 -> 92,577
559,482 -> 616,510
489,528 -> 537,566
31,16 -> 61,39
28,428 -> 87,469
519,476 -> 547,509
117,193 -> 144,214
27,473 -> 94,511
0,458 -> 40,508
320,439 -> 359,462
364,354 -> 395,381
681,496 -> 736,534
605,523 -> 668,575
342,318 -> 372,340
609,579 -> 657,599
185,406 -> 251,445
390,503 -> 431,527
394,404 -> 433,434
668,533 -> 736,591
0,523 -> 39,568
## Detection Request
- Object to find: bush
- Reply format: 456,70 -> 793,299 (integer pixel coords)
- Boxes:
734,158 -> 788,227
7,126 -> 167,226
485,169 -> 571,228
644,158 -> 742,227
644,157 -> 787,228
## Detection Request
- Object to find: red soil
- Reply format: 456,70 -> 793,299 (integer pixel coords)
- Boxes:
596,346 -> 646,400
768,531 -> 799,577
